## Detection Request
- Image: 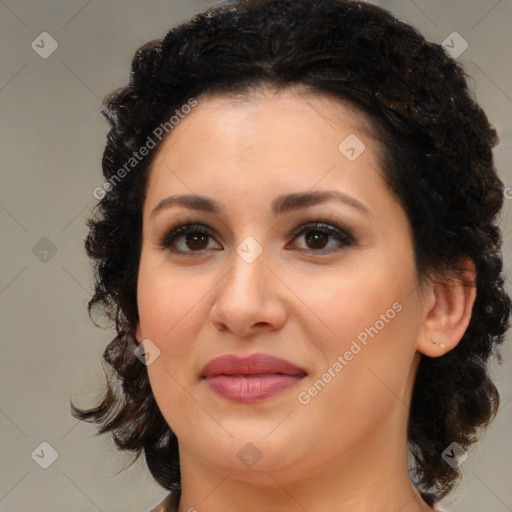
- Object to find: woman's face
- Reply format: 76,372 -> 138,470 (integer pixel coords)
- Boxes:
136,87 -> 428,481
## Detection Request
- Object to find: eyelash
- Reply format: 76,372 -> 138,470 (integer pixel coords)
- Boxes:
158,219 -> 355,256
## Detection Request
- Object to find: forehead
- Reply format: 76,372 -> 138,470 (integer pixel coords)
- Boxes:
191,85 -> 380,138
142,85 -> 398,222
147,86 -> 383,177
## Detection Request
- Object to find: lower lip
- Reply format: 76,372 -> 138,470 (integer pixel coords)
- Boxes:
205,374 -> 305,403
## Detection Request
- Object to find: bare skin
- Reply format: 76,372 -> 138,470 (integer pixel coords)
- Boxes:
135,86 -> 475,512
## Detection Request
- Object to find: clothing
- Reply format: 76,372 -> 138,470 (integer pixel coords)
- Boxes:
150,491 -> 179,512
149,490 -> 444,511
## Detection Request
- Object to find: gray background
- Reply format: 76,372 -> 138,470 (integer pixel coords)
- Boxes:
0,1 -> 510,511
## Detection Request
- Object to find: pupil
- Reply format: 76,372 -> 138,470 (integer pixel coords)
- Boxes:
307,231 -> 327,249
187,233 -> 207,250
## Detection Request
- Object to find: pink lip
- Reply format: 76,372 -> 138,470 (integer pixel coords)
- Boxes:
201,353 -> 307,403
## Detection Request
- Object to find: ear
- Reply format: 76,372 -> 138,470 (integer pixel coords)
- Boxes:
417,259 -> 477,357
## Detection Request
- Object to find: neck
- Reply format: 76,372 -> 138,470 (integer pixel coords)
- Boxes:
176,409 -> 432,512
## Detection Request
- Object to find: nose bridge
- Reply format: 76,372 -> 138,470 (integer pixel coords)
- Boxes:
210,235 -> 286,334
225,235 -> 268,300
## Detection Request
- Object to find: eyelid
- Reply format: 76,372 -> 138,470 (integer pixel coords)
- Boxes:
289,220 -> 354,244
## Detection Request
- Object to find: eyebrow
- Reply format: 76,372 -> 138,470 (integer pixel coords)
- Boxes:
150,190 -> 370,219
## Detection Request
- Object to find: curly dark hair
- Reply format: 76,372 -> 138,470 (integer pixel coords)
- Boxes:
72,0 -> 511,502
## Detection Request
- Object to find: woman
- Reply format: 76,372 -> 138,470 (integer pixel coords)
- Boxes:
73,0 -> 511,510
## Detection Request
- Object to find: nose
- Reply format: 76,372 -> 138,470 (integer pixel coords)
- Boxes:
209,244 -> 287,337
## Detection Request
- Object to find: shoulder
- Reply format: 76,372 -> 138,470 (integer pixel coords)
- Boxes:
148,492 -> 179,512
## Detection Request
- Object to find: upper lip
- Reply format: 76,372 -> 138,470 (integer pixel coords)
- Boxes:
201,353 -> 307,378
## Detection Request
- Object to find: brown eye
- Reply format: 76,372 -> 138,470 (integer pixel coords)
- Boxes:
159,224 -> 221,254
304,230 -> 329,250
184,232 -> 209,251
290,222 -> 354,254
159,220 -> 354,256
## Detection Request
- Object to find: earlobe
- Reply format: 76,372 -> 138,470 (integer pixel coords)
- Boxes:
417,259 -> 477,357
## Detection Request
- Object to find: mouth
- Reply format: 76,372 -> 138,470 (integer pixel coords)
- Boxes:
201,353 -> 307,403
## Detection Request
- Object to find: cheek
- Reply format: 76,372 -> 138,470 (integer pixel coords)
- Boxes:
138,268 -> 210,436
288,252 -> 417,351
136,258 -> 211,410
290,250 -> 420,406
295,300 -> 420,456
137,251 -> 211,343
